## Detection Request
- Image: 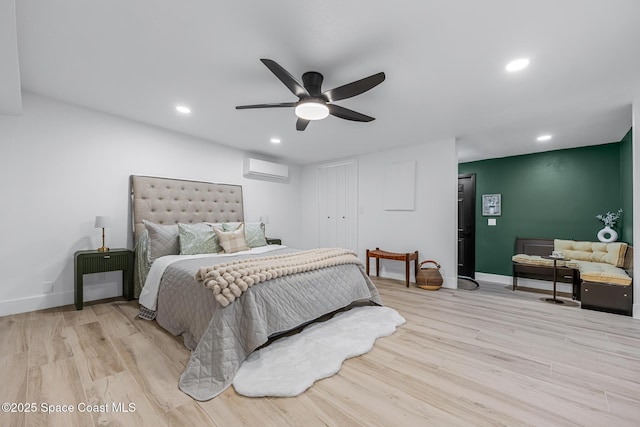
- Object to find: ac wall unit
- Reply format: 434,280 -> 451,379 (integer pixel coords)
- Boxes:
243,158 -> 289,180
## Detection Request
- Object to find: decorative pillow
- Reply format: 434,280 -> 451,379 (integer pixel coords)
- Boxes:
554,239 -> 628,267
205,222 -> 225,231
143,220 -> 179,262
566,260 -> 632,286
214,223 -> 250,253
222,222 -> 242,232
178,223 -> 222,255
223,222 -> 267,248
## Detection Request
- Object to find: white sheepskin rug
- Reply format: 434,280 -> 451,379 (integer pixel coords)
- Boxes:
233,305 -> 405,397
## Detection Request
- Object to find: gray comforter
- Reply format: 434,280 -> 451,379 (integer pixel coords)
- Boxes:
153,248 -> 382,400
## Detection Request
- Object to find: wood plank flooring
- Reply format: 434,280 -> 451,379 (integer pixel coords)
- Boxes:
1,278 -> 639,426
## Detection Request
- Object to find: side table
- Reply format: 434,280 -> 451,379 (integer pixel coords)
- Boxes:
542,255 -> 565,304
74,249 -> 134,310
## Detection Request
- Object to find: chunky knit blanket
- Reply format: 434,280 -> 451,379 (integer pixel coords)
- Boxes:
195,248 -> 362,307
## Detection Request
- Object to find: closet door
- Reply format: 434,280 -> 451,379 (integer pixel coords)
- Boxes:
318,161 -> 357,251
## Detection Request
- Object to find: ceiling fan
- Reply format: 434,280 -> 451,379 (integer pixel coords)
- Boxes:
235,59 -> 385,131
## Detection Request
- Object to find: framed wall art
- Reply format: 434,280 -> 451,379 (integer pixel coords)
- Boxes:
482,194 -> 501,216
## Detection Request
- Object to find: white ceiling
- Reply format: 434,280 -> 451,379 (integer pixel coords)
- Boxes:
7,0 -> 640,165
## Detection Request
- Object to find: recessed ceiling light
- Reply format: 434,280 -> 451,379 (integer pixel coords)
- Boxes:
270,138 -> 281,144
505,58 -> 530,72
537,134 -> 552,142
176,105 -> 191,114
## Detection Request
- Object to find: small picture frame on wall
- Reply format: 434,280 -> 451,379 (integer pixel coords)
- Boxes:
482,194 -> 501,216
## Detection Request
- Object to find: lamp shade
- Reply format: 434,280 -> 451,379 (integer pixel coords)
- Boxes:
94,216 -> 112,228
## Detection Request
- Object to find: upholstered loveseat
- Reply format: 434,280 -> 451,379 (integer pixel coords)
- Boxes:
512,238 -> 633,315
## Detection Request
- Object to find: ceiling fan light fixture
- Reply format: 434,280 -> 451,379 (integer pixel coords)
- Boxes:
505,58 -> 530,72
295,100 -> 329,120
235,59 -> 384,130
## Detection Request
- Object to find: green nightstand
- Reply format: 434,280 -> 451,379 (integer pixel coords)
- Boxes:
74,249 -> 134,310
266,238 -> 282,245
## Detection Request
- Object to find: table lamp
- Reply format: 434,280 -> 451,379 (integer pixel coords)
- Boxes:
260,215 -> 269,232
95,216 -> 111,252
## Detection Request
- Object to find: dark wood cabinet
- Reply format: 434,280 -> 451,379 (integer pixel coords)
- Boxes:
74,249 -> 134,310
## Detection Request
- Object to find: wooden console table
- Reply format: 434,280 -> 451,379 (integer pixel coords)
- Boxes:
366,247 -> 419,288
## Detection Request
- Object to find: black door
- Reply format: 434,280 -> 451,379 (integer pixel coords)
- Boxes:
458,174 -> 476,278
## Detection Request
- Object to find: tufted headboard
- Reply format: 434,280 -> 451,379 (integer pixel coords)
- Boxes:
130,175 -> 244,242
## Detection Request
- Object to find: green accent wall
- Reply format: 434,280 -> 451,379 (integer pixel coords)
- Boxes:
459,138 -> 631,276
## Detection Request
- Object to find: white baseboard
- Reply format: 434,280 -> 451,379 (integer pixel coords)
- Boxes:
381,269 -> 573,293
474,272 -> 511,285
633,303 -> 639,319
376,269 -> 456,289
0,282 -> 123,317
474,272 -> 573,294
0,291 -> 74,317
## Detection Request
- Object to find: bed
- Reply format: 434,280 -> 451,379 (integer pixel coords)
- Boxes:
130,175 -> 382,400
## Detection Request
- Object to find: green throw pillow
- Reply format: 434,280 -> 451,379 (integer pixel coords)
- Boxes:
178,223 -> 222,255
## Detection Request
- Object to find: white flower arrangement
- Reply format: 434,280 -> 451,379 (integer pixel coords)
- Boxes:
596,208 -> 623,227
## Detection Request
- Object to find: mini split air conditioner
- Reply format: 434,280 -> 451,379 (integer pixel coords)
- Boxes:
243,158 -> 289,180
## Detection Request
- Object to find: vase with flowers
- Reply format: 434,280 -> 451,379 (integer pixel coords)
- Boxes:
596,209 -> 623,243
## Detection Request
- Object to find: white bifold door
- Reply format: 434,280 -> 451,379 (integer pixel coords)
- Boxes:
318,161 -> 357,251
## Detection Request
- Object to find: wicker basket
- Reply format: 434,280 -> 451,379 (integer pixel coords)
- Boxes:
416,260 -> 443,290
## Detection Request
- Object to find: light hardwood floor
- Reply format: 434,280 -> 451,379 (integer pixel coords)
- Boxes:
1,278 -> 640,426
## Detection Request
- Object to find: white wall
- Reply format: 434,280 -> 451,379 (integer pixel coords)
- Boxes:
633,98 -> 639,319
301,138 -> 458,288
357,138 -> 458,287
0,93 -> 301,316
299,159 -> 321,250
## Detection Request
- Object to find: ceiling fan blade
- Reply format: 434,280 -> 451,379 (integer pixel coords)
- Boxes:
296,118 -> 310,131
235,102 -> 297,110
328,104 -> 375,122
323,72 -> 385,102
260,59 -> 309,98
